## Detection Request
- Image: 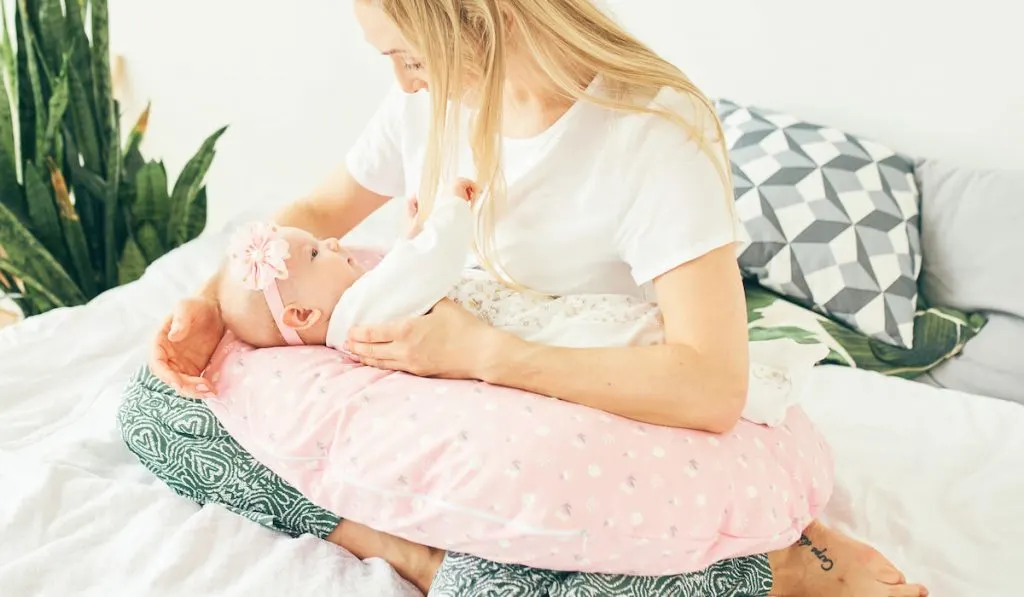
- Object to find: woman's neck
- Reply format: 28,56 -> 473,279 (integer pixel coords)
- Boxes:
500,46 -> 591,139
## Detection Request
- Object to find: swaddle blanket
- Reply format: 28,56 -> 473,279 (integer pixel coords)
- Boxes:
446,274 -> 829,427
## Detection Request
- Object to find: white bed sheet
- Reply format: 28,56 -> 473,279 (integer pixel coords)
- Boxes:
1,226 -> 1021,597
0,230 -> 419,597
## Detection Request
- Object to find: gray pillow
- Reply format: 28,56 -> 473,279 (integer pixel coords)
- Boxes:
916,159 -> 1024,403
716,99 -> 922,349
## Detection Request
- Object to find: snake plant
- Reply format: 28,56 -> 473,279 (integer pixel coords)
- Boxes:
0,0 -> 226,317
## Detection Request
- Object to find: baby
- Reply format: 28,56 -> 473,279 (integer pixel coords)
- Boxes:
217,180 -> 477,351
218,179 -> 827,426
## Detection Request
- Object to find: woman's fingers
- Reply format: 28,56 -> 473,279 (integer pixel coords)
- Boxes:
357,356 -> 400,372
346,338 -> 403,362
150,319 -> 185,385
179,374 -> 215,399
150,351 -> 185,390
167,305 -> 193,341
349,319 -> 411,344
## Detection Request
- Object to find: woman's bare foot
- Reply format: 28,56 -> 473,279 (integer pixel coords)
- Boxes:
395,540 -> 444,593
768,520 -> 928,597
326,520 -> 445,594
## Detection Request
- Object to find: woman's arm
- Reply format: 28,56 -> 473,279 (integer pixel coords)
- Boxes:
347,244 -> 750,432
272,164 -> 392,241
478,245 -> 749,433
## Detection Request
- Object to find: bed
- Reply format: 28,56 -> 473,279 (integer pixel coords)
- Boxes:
1,211 -> 1021,597
4,1 -> 1023,595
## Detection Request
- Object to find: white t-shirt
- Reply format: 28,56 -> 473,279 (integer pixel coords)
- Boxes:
344,80 -> 737,299
323,190 -> 823,428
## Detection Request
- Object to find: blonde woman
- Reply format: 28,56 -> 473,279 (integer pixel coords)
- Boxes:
141,1 -> 927,596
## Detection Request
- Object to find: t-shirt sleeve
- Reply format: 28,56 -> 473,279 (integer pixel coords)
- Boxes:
615,121 -> 739,286
344,84 -> 408,198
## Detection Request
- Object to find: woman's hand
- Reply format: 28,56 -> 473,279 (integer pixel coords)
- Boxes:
345,299 -> 506,379
149,296 -> 225,398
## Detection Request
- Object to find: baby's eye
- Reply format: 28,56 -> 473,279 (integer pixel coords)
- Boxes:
311,248 -> 319,260
403,62 -> 424,71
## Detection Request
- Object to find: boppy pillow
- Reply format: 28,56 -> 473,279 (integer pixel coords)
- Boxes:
203,339 -> 834,576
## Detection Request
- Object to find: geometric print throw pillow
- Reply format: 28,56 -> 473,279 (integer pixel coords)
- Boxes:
716,99 -> 923,348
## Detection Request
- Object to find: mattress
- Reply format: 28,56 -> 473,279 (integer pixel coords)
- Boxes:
1,223 -> 1021,597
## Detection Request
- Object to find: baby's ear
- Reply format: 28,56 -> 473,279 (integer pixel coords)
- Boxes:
282,305 -> 323,330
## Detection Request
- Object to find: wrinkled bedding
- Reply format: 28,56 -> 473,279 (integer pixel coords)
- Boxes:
2,224 -> 1022,597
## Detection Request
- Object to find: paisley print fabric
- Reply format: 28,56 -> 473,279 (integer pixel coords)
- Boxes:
430,552 -> 772,597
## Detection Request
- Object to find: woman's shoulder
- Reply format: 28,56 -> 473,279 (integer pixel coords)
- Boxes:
588,83 -> 725,180
605,84 -> 721,150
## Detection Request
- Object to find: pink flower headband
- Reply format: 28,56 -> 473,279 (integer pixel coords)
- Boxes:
227,222 -> 304,346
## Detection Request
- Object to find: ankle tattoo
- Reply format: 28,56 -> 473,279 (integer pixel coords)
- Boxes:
798,534 -> 835,572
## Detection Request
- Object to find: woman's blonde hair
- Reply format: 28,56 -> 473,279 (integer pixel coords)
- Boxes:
375,0 -> 733,288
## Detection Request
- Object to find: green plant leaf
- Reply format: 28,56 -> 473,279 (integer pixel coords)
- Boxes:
62,132 -> 101,257
39,53 -> 68,164
864,307 -> 986,377
966,311 -> 988,333
744,283 -> 779,324
135,221 -> 164,263
183,186 -> 207,243
23,160 -> 68,265
37,0 -> 65,74
62,0 -> 96,133
14,1 -> 39,165
47,158 -> 96,297
0,0 -> 15,92
90,0 -> 113,177
168,126 -> 226,246
0,259 -> 66,308
748,325 -> 823,346
132,160 -> 169,224
0,199 -> 84,306
103,97 -> 122,288
0,58 -> 26,224
65,64 -> 101,172
122,103 -> 149,182
116,237 -> 146,286
15,0 -> 47,167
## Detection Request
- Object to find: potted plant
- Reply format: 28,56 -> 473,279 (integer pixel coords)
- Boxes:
0,0 -> 226,319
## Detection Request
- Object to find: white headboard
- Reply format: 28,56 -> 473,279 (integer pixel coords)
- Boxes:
110,0 -> 1022,232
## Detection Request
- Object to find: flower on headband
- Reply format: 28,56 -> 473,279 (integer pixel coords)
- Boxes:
228,222 -> 291,291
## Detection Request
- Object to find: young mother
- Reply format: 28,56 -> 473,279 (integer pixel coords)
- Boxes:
149,1 -> 926,596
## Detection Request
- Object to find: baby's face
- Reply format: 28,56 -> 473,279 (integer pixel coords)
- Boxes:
278,227 -> 364,318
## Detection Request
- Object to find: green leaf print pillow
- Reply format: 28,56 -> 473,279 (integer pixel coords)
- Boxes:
745,282 -> 986,379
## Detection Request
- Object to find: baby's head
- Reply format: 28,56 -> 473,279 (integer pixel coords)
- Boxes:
218,223 -> 364,348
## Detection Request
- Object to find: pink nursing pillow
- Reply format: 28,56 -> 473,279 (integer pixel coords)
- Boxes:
204,336 -> 833,576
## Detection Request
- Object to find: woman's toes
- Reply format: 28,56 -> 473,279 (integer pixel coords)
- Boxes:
873,563 -> 905,585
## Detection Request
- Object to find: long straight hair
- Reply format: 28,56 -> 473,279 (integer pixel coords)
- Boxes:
375,0 -> 733,289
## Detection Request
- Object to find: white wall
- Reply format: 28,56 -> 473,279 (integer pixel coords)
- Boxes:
109,0 -> 398,233
606,0 -> 1023,170
110,0 -> 1023,233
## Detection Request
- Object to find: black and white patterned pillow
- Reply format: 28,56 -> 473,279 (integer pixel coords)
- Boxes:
716,99 -> 922,348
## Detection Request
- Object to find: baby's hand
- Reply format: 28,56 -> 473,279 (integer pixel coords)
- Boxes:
451,178 -> 479,203
404,195 -> 422,238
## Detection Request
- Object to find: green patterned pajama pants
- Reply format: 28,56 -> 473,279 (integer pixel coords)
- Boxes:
118,367 -> 773,596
